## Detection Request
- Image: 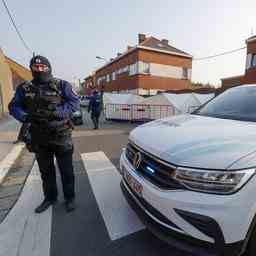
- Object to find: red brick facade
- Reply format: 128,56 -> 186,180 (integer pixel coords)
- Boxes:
222,36 -> 256,89
84,34 -> 192,95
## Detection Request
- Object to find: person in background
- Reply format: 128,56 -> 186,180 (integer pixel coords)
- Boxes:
88,89 -> 103,129
9,55 -> 80,213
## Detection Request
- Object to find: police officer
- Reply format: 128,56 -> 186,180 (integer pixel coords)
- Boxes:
88,90 -> 103,129
9,55 -> 80,213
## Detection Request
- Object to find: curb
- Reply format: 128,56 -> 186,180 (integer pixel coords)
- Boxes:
0,144 -> 25,184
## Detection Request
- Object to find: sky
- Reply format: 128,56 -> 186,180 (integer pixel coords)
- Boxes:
1,0 -> 256,87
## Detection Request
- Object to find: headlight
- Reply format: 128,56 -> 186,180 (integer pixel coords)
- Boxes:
174,168 -> 255,194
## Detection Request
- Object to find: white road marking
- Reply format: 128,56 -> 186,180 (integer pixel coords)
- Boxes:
0,161 -> 52,256
0,144 -> 24,184
81,151 -> 144,241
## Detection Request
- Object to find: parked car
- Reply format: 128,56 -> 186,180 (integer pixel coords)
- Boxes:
80,95 -> 90,107
71,108 -> 83,125
120,84 -> 256,256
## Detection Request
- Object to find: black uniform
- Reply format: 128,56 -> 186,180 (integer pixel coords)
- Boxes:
88,91 -> 103,129
9,55 -> 80,212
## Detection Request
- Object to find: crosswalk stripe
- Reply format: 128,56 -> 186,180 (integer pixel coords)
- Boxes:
0,161 -> 52,256
81,151 -> 144,241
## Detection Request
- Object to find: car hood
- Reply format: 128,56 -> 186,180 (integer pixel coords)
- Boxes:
129,114 -> 256,170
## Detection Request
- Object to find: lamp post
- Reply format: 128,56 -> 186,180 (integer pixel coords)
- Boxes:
96,56 -> 108,62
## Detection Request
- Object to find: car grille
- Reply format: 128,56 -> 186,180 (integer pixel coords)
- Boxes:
126,142 -> 185,190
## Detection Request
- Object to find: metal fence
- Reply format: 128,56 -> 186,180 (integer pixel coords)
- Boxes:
104,104 -> 175,122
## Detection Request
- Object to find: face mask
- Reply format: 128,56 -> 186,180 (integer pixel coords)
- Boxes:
32,70 -> 53,83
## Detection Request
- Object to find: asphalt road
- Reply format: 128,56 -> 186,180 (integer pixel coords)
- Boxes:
49,125 -> 190,256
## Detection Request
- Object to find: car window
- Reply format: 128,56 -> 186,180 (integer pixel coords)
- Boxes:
195,86 -> 256,122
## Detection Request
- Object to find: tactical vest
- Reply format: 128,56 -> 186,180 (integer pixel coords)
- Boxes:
22,79 -> 71,144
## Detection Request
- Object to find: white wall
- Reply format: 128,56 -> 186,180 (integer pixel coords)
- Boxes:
150,63 -> 192,80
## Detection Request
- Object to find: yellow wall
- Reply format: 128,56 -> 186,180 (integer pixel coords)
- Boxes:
6,56 -> 32,81
0,49 -> 14,115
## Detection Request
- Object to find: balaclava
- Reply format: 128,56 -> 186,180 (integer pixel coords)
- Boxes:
29,55 -> 53,83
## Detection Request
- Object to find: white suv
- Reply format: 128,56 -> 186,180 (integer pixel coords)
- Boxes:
120,84 -> 256,256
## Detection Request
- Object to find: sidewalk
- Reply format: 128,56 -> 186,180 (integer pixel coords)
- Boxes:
0,116 -> 31,223
0,116 -> 20,162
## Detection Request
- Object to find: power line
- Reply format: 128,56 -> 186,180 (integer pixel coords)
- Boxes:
194,46 -> 246,61
1,0 -> 33,54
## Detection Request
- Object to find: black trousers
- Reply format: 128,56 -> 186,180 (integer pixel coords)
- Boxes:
35,142 -> 75,201
91,113 -> 100,129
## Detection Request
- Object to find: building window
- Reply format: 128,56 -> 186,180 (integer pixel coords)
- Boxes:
252,54 -> 256,68
97,76 -> 106,85
112,72 -> 116,80
182,67 -> 188,79
129,62 -> 138,76
116,66 -> 129,76
138,61 -> 150,74
106,74 -> 110,83
123,66 -> 129,73
116,68 -> 121,75
246,54 -> 252,69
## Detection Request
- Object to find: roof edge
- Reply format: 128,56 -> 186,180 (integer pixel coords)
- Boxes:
95,47 -> 137,73
137,45 -> 193,58
95,44 -> 193,74
246,36 -> 256,43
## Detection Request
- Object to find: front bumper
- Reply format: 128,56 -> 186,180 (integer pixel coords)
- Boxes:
121,180 -> 242,256
120,152 -> 247,256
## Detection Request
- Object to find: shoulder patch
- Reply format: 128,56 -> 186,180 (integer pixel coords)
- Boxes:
21,81 -> 33,91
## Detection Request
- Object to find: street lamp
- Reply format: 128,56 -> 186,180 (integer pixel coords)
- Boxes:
96,56 -> 108,62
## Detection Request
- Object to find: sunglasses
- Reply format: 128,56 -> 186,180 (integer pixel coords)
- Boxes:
31,64 -> 50,72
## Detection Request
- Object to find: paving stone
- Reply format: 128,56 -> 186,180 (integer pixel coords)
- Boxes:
10,168 -> 29,176
3,176 -> 25,186
0,195 -> 17,210
0,149 -> 34,215
0,184 -> 22,198
0,209 -> 8,223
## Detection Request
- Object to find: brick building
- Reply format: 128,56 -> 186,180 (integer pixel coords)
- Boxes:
221,35 -> 256,89
83,73 -> 95,95
84,34 -> 192,95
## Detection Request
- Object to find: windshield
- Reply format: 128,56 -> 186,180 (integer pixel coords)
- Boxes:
194,86 -> 256,122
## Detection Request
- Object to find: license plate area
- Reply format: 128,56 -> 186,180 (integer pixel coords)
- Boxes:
123,167 -> 143,197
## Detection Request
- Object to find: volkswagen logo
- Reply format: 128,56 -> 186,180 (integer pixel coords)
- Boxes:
133,152 -> 142,169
